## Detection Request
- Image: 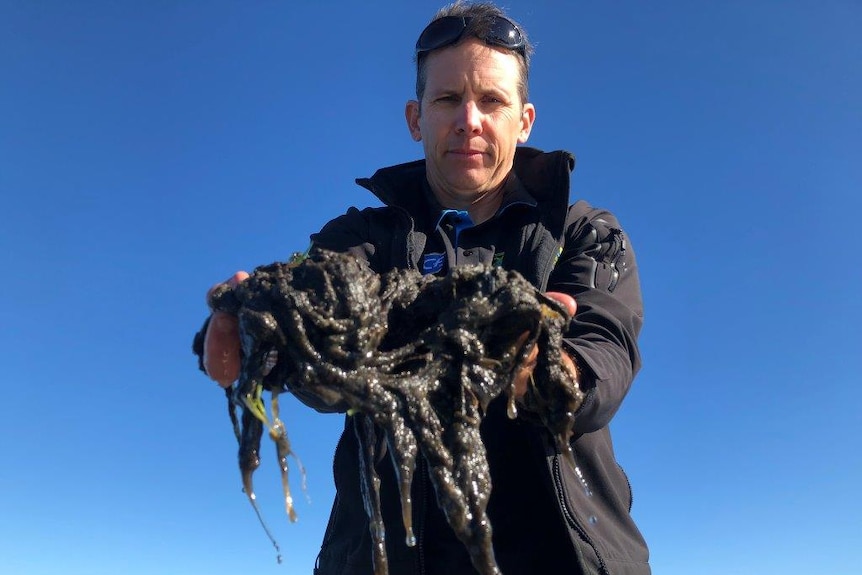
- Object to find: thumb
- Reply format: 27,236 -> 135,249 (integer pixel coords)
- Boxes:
545,291 -> 576,318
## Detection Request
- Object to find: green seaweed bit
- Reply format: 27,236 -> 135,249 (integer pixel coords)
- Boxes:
202,250 -> 584,575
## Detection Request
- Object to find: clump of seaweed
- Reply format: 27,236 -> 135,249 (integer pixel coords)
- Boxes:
193,249 -> 584,575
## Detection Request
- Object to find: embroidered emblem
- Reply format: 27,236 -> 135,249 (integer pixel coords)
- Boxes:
492,252 -> 505,267
552,245 -> 563,268
421,252 -> 446,275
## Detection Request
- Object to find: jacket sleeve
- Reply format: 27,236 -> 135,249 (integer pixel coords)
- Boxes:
546,200 -> 644,435
309,206 -> 380,265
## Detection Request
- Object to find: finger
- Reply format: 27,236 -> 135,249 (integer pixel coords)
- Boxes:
206,270 -> 250,303
512,330 -> 538,364
524,341 -> 538,365
512,347 -> 538,398
511,365 -> 531,399
203,311 -> 242,388
510,330 -> 538,400
227,270 -> 250,287
545,291 -> 577,318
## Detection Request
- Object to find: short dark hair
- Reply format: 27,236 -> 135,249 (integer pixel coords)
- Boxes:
414,1 -> 533,106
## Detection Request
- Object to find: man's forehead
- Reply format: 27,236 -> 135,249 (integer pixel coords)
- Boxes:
423,40 -> 521,89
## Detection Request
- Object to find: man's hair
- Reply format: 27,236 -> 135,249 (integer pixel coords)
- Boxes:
414,1 -> 533,107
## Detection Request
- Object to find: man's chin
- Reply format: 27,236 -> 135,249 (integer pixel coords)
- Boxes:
442,167 -> 490,189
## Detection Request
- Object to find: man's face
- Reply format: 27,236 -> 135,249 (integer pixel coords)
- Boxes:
406,38 -> 535,208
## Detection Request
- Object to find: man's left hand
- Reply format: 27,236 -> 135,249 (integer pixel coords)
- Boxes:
512,292 -> 577,398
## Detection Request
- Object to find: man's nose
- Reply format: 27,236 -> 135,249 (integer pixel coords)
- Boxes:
456,101 -> 483,134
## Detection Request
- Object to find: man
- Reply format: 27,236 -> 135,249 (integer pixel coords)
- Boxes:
202,2 -> 649,574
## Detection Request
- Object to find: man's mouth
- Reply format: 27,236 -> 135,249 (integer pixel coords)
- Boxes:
448,149 -> 484,157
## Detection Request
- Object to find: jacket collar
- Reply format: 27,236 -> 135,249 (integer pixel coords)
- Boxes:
355,147 -> 576,218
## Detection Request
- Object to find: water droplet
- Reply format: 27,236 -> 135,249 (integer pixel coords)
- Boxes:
506,394 -> 518,419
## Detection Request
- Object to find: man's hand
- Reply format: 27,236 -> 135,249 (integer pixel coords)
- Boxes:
511,292 -> 577,398
203,271 -> 249,388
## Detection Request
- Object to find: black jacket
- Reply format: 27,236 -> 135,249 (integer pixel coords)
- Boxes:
308,147 -> 650,575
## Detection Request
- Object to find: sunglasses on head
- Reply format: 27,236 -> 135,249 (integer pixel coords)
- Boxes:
415,15 -> 526,58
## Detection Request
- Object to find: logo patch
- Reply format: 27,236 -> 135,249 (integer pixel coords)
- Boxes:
421,252 -> 446,275
492,252 -> 505,267
552,245 -> 563,267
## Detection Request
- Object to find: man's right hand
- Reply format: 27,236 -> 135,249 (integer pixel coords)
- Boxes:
203,271 -> 249,388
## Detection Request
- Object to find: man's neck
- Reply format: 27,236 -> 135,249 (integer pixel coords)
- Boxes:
463,189 -> 504,225
428,179 -> 511,225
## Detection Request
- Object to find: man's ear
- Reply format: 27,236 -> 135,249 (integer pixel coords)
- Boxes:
405,100 -> 422,141
518,103 -> 536,143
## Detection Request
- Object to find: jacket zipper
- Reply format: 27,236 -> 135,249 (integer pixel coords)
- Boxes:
552,452 -> 609,575
618,462 -> 634,512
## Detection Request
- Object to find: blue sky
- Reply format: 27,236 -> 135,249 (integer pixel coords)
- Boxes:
1,1 -> 860,574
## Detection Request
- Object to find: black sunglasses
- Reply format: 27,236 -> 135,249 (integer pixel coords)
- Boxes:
415,15 -> 526,58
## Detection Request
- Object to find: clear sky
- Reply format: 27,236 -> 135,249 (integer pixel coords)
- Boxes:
2,1 -> 860,574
